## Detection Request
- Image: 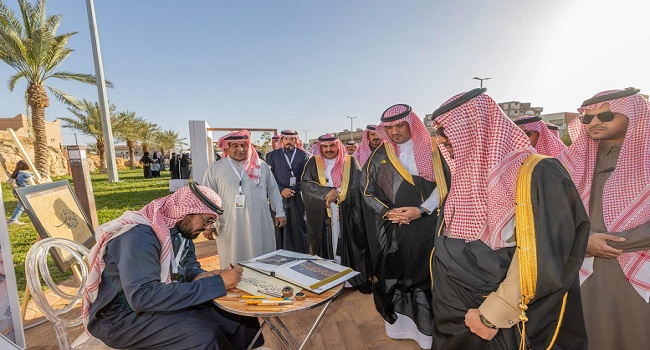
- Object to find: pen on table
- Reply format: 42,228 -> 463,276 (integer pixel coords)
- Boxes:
229,263 -> 235,269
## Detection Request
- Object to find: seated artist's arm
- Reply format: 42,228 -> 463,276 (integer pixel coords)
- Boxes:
608,221 -> 650,253
114,226 -> 226,312
478,254 -> 522,328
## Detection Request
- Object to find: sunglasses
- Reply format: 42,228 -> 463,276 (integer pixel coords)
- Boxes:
198,214 -> 217,227
436,126 -> 447,138
580,111 -> 615,124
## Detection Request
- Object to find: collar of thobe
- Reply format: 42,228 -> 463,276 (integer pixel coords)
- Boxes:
324,158 -> 336,187
397,139 -> 418,175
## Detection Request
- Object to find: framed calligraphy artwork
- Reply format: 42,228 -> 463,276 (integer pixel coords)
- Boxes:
15,180 -> 95,271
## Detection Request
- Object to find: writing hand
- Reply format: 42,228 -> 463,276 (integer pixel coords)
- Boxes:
217,264 -> 243,290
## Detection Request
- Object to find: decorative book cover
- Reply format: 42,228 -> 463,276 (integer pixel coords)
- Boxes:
239,250 -> 359,294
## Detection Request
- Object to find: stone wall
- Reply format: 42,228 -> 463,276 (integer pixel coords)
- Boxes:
0,133 -> 130,182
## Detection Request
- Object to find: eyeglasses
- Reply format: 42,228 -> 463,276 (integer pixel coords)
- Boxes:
523,130 -> 538,137
580,111 -> 616,124
198,214 -> 217,227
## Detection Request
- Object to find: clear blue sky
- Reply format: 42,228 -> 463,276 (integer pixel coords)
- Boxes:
1,0 -> 648,147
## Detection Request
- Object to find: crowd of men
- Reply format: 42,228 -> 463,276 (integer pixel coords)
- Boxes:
82,87 -> 649,350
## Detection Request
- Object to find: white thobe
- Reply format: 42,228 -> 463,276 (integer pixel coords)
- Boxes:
202,158 -> 285,267
323,158 -> 342,263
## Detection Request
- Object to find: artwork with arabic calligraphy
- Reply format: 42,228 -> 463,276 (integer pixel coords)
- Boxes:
14,180 -> 95,271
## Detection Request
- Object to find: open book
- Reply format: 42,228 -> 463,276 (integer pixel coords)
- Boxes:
239,250 -> 359,294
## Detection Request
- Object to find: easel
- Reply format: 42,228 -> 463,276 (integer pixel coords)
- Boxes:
8,128 -> 59,325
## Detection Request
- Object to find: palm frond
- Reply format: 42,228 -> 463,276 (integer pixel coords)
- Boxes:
7,70 -> 27,91
45,85 -> 80,108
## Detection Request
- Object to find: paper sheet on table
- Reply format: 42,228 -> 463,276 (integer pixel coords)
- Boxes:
236,267 -> 302,296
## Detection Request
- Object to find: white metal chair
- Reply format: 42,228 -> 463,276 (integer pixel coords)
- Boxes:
25,238 -> 115,349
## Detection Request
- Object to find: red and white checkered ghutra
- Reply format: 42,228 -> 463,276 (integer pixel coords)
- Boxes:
218,129 -> 262,185
312,134 -> 347,188
434,92 -> 535,249
376,105 -> 435,182
514,116 -> 567,157
558,90 -> 650,301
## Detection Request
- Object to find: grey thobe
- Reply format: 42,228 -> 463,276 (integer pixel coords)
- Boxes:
581,142 -> 650,350
202,158 -> 285,266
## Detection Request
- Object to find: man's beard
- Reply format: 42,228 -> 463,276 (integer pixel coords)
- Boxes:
284,145 -> 295,152
177,221 -> 201,239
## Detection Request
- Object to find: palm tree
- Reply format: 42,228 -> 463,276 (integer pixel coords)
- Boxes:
0,0 -> 112,176
156,129 -> 185,160
114,111 -> 145,170
58,99 -> 117,173
137,121 -> 160,154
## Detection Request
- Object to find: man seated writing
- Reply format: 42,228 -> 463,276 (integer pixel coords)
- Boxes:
81,184 -> 264,350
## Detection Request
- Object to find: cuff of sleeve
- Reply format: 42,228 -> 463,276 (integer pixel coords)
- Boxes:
199,274 -> 227,299
478,293 -> 521,329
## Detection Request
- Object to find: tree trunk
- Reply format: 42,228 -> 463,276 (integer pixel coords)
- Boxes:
142,143 -> 150,153
27,84 -> 50,177
97,139 -> 106,173
127,140 -> 136,170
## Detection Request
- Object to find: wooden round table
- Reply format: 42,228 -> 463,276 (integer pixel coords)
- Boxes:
214,284 -> 344,349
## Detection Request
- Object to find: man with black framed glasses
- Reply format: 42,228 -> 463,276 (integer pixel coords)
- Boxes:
559,87 -> 650,350
81,185 -> 266,349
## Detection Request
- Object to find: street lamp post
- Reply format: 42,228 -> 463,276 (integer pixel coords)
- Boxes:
473,76 -> 491,88
86,0 -> 118,182
303,129 -> 309,143
346,116 -> 357,141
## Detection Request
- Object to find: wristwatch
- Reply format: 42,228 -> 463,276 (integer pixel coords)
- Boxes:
418,206 -> 430,217
479,313 -> 497,329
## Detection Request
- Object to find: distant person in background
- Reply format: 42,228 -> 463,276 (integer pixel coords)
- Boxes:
158,150 -> 166,171
170,153 -> 180,179
180,153 -> 192,179
357,124 -> 384,166
140,152 -> 152,178
546,122 -> 561,139
266,129 -> 310,253
151,152 -> 161,178
345,140 -> 358,157
271,135 -> 281,150
513,115 -> 567,157
6,160 -> 33,225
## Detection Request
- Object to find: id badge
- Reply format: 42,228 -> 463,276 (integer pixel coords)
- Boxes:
235,194 -> 246,208
289,177 -> 297,186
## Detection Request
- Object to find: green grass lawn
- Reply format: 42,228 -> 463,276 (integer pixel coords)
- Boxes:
2,168 -> 174,300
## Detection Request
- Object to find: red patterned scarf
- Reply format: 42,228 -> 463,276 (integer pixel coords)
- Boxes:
218,130 -> 262,185
376,105 -> 435,182
435,92 -> 535,249
558,90 -> 650,301
514,116 -> 567,157
312,134 -> 347,188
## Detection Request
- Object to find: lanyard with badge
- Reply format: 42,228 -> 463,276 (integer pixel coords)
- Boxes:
170,236 -> 189,282
284,149 -> 297,186
228,157 -> 247,208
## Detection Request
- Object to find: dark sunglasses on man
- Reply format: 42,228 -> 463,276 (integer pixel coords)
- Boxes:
580,110 -> 616,124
